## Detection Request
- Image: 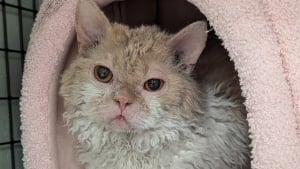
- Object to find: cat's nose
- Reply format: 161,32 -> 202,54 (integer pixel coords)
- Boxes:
114,88 -> 135,112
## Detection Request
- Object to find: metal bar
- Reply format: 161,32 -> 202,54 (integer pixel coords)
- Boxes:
1,0 -> 16,168
0,1 -> 37,13
0,140 -> 20,146
17,0 -> 25,70
0,48 -> 26,53
32,0 -> 37,17
0,97 -> 19,100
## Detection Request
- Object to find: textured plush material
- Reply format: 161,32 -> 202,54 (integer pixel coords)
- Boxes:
20,0 -> 300,169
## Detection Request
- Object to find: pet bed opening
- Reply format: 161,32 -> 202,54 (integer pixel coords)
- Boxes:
55,0 -> 250,168
21,0 -> 300,168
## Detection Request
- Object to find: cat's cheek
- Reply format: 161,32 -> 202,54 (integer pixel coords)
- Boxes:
124,105 -> 146,122
129,99 -> 166,130
139,91 -> 166,125
94,101 -> 121,122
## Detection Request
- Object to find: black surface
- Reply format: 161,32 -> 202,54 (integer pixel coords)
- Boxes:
0,1 -> 37,168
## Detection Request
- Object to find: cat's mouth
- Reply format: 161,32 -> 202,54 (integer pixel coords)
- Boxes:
114,115 -> 126,121
109,115 -> 132,130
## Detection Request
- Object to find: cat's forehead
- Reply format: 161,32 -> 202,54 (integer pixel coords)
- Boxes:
113,52 -> 147,84
112,46 -> 167,84
92,24 -> 172,84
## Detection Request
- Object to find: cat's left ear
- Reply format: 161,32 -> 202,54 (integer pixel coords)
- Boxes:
168,21 -> 207,73
76,0 -> 111,52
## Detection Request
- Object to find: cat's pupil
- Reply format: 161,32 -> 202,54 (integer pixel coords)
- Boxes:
98,67 -> 110,79
147,79 -> 161,91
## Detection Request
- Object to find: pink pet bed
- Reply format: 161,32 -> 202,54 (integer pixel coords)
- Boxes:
20,0 -> 300,169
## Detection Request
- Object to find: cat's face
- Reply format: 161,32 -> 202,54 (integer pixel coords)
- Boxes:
60,0 -> 207,133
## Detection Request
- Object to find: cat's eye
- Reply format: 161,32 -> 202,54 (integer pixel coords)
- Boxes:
94,65 -> 113,83
144,79 -> 164,91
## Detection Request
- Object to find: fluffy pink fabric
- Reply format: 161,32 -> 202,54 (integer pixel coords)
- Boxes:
189,0 -> 300,168
20,0 -> 300,169
20,0 -> 77,169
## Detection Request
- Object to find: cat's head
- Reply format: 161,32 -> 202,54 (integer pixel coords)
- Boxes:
60,0 -> 207,133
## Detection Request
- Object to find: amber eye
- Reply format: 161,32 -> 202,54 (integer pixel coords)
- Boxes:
144,79 -> 164,91
94,65 -> 113,83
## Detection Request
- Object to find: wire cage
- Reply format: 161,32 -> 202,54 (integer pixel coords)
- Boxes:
0,0 -> 40,169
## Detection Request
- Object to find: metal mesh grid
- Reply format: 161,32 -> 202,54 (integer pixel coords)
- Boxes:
0,0 -> 39,169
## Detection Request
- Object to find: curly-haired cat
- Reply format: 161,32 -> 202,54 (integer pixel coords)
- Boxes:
60,0 -> 250,168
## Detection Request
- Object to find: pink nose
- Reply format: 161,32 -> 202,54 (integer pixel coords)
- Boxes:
114,88 -> 135,112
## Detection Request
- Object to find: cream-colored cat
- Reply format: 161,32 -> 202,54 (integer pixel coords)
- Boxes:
60,0 -> 250,168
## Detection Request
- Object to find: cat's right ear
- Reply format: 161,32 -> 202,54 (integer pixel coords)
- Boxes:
168,21 -> 207,73
76,0 -> 111,52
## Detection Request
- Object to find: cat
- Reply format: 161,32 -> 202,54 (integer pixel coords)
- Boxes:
59,0 -> 250,169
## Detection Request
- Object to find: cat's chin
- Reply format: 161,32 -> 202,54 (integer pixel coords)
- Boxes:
107,118 -> 153,134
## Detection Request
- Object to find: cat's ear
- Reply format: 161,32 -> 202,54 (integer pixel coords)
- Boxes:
76,0 -> 111,51
168,21 -> 207,73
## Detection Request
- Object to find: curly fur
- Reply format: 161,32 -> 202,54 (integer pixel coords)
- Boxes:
60,1 -> 250,168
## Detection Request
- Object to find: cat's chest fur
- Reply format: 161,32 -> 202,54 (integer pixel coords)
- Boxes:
77,129 -> 202,169
72,79 -> 249,169
80,141 -> 174,169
